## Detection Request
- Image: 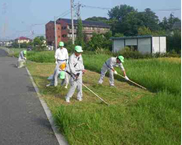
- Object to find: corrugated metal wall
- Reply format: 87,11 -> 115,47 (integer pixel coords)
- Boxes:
160,37 -> 166,53
152,37 -> 160,53
138,38 -> 151,54
112,37 -> 166,54
113,40 -> 124,53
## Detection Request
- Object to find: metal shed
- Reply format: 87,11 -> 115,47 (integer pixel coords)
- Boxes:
111,35 -> 166,54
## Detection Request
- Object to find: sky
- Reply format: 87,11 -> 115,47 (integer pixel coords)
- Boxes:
0,0 -> 181,40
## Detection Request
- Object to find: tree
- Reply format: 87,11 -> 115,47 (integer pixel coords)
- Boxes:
108,5 -> 161,36
33,36 -> 46,51
167,13 -> 180,31
159,17 -> 169,30
114,33 -> 124,37
123,11 -> 143,35
137,8 -> 160,31
108,5 -> 137,35
138,26 -> 153,35
167,30 -> 181,53
75,18 -> 84,47
11,41 -> 19,48
85,16 -> 108,22
88,31 -> 112,51
159,14 -> 181,31
108,4 -> 136,20
138,26 -> 166,36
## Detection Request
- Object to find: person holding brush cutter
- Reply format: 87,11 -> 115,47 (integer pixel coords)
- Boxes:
98,56 -> 129,87
65,45 -> 86,103
46,41 -> 69,87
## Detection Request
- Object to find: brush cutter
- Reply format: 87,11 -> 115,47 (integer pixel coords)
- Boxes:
66,71 -> 109,106
116,73 -> 147,90
105,62 -> 147,90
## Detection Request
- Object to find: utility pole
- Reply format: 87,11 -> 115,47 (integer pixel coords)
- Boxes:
76,2 -> 82,19
18,36 -> 20,48
70,0 -> 75,44
2,3 -> 8,40
54,16 -> 57,51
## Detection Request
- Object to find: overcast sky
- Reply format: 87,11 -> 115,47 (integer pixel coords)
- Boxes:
0,0 -> 181,40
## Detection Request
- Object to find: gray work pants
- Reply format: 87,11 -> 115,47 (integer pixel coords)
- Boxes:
17,60 -> 26,68
66,72 -> 82,100
98,64 -> 114,86
51,61 -> 68,86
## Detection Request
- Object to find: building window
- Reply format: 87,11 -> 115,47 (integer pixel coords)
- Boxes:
62,34 -> 67,38
62,26 -> 67,30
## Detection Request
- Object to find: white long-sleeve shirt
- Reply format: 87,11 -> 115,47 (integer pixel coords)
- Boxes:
69,53 -> 84,75
105,57 -> 125,71
55,47 -> 68,61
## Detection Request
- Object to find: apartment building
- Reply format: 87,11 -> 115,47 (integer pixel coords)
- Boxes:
46,18 -> 110,45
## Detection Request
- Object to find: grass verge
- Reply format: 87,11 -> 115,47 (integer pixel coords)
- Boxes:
27,56 -> 181,145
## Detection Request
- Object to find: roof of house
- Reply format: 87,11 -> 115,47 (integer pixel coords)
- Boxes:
57,18 -> 110,28
111,35 -> 166,40
15,37 -> 32,40
46,21 -> 61,25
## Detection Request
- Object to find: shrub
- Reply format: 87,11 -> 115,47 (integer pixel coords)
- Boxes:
167,30 -> 181,54
27,51 -> 55,63
114,47 -> 152,59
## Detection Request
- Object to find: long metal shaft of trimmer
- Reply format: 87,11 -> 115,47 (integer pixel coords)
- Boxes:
82,83 -> 109,106
117,73 -> 147,90
65,71 -> 109,105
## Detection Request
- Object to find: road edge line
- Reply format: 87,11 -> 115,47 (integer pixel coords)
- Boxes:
26,67 -> 68,145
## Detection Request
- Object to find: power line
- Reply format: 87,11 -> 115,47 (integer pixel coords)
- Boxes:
152,8 -> 181,12
81,4 -> 181,12
82,5 -> 111,10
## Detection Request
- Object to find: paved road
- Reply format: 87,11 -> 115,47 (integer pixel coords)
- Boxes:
0,49 -> 60,145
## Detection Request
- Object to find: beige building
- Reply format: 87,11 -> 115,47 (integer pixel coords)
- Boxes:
15,37 -> 32,44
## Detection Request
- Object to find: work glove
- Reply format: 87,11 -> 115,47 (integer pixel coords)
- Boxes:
114,70 -> 118,75
74,73 -> 80,80
125,76 -> 129,81
82,69 -> 86,74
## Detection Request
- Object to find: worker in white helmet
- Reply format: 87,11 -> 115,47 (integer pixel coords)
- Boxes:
65,45 -> 86,103
17,50 -> 27,68
46,41 -> 69,87
98,56 -> 129,86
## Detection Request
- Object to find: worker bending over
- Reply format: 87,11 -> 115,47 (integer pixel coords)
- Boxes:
98,56 -> 129,86
17,50 -> 27,68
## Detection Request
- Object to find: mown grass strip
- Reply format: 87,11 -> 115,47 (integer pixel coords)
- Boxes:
27,56 -> 181,145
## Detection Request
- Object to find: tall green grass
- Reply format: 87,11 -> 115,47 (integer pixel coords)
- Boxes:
82,54 -> 181,94
26,51 -> 181,145
53,91 -> 180,145
27,51 -> 55,63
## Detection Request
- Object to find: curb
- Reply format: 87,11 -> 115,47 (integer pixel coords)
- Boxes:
26,67 -> 68,145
